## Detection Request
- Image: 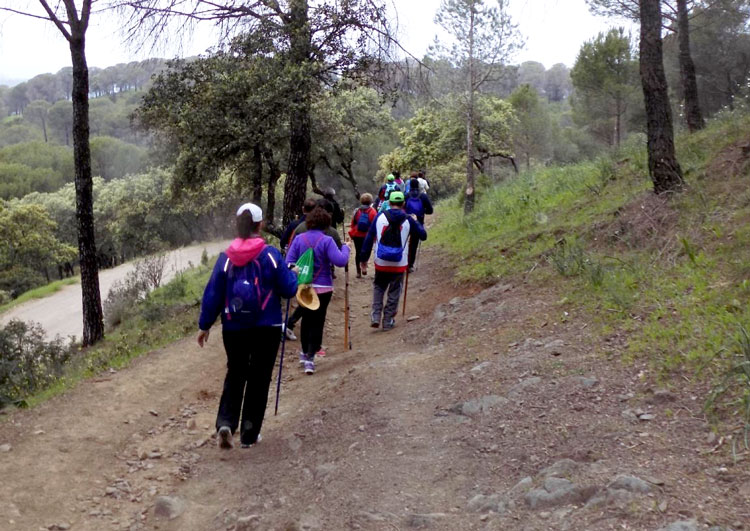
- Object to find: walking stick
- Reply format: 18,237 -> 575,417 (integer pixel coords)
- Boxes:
402,266 -> 410,316
274,297 -> 291,416
344,262 -> 352,350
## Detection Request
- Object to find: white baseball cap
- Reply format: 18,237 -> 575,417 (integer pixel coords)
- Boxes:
236,203 -> 263,222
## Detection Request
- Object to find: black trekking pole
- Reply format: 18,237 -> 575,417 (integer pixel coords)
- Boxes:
274,297 -> 292,416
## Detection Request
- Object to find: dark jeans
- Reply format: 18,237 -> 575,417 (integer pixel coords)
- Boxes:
216,327 -> 281,445
287,304 -> 303,331
372,270 -> 404,325
300,291 -> 333,356
352,236 -> 365,275
408,236 -> 421,268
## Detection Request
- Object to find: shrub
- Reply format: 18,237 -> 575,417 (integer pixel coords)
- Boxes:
0,320 -> 74,408
103,253 -> 166,328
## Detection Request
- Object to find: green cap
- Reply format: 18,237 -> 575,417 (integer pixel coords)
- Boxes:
389,191 -> 405,203
386,174 -> 395,182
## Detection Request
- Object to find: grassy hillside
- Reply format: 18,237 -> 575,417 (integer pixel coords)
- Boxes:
431,111 -> 750,428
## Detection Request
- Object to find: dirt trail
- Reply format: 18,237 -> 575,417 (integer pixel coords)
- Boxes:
0,241 -> 229,340
1,245 -> 749,530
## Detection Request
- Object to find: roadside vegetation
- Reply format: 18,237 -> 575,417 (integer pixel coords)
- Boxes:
0,253 -> 213,411
431,110 -> 750,434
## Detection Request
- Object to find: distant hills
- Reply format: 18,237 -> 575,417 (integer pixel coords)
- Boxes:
0,76 -> 25,87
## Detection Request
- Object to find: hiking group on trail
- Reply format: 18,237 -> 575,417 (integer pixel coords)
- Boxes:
196,171 -> 433,450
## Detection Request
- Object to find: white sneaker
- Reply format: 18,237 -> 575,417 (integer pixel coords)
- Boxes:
282,324 -> 297,341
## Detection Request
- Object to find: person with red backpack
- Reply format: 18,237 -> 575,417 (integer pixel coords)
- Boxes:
197,203 -> 298,450
348,193 -> 377,278
285,206 -> 351,374
359,191 -> 427,331
404,177 -> 434,272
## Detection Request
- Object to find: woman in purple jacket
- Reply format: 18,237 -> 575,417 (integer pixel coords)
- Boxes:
285,206 -> 350,374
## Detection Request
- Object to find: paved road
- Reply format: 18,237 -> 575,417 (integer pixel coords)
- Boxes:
0,241 -> 229,341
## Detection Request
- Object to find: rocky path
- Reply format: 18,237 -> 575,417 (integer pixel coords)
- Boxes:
0,240 -> 229,340
0,245 -> 748,530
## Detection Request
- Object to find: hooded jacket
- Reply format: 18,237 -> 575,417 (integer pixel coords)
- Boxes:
359,208 -> 427,273
198,238 -> 298,331
348,205 -> 378,239
404,189 -> 434,224
285,229 -> 350,290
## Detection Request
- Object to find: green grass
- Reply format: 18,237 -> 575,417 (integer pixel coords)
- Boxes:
0,277 -> 79,314
430,111 -> 750,426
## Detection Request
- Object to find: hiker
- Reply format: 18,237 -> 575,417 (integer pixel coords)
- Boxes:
280,198 -> 316,254
197,203 -> 298,450
360,191 -> 427,330
285,205 -> 351,374
375,174 -> 400,211
284,198 -> 344,342
404,177 -> 434,272
347,193 -> 377,278
392,170 -> 404,191
417,170 -> 430,194
324,187 -> 345,229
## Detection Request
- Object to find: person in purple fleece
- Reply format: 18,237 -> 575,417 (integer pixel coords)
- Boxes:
197,203 -> 298,450
285,205 -> 351,375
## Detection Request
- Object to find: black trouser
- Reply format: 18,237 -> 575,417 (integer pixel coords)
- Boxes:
300,291 -> 333,356
352,236 -> 365,275
408,236 -> 420,268
287,304 -> 303,331
216,327 -> 280,445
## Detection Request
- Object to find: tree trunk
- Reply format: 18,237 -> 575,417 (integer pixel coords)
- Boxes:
283,0 -> 312,226
252,143 -> 263,204
676,0 -> 704,132
615,97 -> 622,148
264,147 -> 281,227
70,34 -> 104,346
639,0 -> 684,194
464,4 -> 476,215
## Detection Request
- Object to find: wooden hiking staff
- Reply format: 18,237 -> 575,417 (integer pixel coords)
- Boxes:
344,262 -> 351,350
402,267 -> 409,316
343,225 -> 352,350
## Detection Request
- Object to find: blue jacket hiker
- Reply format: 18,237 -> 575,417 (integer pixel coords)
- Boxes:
359,191 -> 427,330
285,205 -> 350,375
404,177 -> 434,269
197,203 -> 298,450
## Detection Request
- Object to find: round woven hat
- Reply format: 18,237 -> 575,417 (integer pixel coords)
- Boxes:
296,284 -> 320,310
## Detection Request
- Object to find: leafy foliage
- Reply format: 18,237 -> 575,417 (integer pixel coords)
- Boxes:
0,320 -> 74,408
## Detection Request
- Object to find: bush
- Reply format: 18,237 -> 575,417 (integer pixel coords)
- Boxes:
0,320 -> 74,408
103,253 -> 166,328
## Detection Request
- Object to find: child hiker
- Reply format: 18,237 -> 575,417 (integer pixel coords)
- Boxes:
348,193 -> 377,278
197,203 -> 298,449
359,191 -> 427,330
285,205 -> 351,374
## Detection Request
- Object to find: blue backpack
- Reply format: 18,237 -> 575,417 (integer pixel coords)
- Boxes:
356,209 -> 372,233
224,249 -> 272,322
384,181 -> 399,199
376,211 -> 407,262
405,193 -> 425,218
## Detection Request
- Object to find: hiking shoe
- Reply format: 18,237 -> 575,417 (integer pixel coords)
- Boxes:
304,359 -> 315,375
217,426 -> 233,450
370,320 -> 380,328
383,318 -> 396,331
316,348 -> 326,358
299,351 -> 307,364
282,324 -> 297,341
241,433 -> 262,449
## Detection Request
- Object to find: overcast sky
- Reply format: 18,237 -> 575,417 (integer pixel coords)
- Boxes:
0,0 -> 631,84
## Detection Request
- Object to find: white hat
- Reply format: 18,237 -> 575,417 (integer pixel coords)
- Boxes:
236,203 -> 263,222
